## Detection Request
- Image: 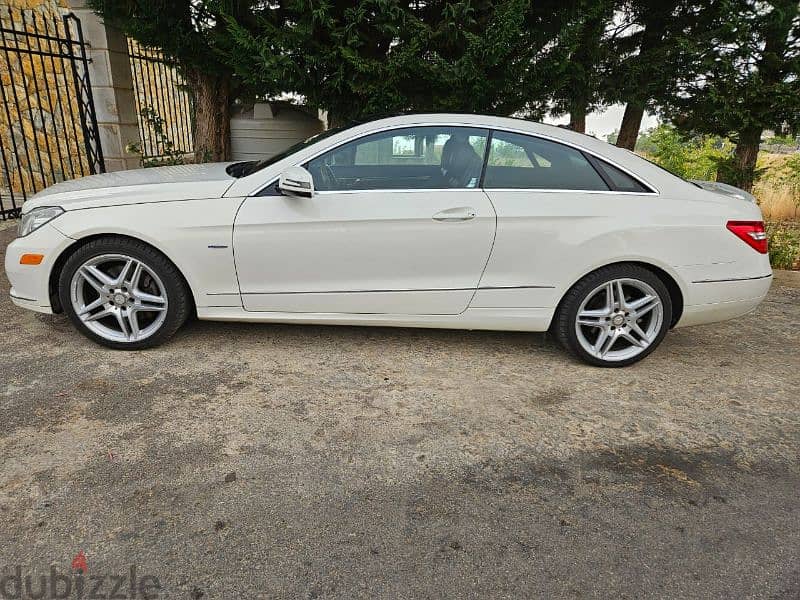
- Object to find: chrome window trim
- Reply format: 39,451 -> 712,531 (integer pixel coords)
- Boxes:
312,188 -> 657,196
313,188 -> 487,196
476,188 -> 658,196
251,120 -> 661,196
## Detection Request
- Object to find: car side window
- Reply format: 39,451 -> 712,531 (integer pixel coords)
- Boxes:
483,131 -> 609,191
306,126 -> 488,191
590,158 -> 652,193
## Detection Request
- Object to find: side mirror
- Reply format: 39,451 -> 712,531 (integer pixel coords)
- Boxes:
278,166 -> 314,198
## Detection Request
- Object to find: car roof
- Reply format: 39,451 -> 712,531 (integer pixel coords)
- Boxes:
355,112 -> 614,154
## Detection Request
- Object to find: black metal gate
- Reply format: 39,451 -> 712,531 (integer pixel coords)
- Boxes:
127,39 -> 194,161
0,8 -> 105,220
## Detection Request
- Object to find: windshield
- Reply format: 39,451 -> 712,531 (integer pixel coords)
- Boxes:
226,124 -> 357,178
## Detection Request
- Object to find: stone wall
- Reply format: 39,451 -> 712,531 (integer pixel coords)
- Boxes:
0,1 -> 92,202
2,0 -> 65,10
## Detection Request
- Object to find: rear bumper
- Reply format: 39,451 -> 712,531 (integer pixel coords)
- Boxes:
675,274 -> 772,328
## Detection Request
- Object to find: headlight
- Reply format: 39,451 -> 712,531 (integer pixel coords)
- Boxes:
18,206 -> 64,237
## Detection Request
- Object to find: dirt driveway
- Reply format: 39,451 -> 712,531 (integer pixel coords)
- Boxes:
1,221 -> 798,599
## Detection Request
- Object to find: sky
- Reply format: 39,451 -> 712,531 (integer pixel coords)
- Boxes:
543,104 -> 660,141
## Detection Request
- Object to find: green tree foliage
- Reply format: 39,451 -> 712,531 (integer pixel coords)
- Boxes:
549,0 -> 617,133
223,0 -> 578,125
662,0 -> 800,191
608,0 -> 730,150
90,0 -> 800,194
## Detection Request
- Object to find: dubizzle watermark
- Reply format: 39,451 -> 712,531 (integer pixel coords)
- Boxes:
0,551 -> 161,599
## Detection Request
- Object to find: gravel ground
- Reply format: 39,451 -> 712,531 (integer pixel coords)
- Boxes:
1,221 -> 799,599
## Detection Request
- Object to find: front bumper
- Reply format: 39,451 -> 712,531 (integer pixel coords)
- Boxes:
4,223 -> 74,314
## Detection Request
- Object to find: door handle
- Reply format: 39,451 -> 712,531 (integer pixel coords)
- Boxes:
432,207 -> 477,222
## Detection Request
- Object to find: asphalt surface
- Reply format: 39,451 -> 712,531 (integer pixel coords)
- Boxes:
1,220 -> 799,599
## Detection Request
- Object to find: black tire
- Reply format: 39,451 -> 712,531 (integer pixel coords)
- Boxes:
553,264 -> 672,368
58,236 -> 191,350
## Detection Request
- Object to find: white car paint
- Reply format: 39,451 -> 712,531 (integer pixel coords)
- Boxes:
5,113 -> 772,337
234,188 -> 496,314
31,163 -> 235,208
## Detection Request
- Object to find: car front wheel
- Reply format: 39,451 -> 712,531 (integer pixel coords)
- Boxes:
59,237 -> 191,349
553,264 -> 672,367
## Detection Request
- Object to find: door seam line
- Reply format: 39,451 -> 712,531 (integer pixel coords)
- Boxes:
463,189 -> 499,313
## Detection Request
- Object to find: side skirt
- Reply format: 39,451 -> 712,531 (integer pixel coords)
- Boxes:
195,306 -> 554,333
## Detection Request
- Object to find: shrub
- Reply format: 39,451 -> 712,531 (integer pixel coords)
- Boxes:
766,223 -> 800,270
635,125 -> 733,181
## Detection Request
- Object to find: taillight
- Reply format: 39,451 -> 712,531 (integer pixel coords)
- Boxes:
726,220 -> 768,254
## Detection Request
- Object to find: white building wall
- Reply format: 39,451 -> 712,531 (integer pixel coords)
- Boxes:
230,103 -> 324,162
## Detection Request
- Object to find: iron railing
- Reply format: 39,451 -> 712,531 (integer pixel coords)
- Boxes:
127,40 -> 194,160
0,7 -> 104,219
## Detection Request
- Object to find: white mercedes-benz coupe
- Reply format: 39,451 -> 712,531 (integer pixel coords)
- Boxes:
5,113 -> 772,366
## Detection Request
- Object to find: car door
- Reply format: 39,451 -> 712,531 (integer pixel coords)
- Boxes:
474,130 -> 657,310
233,125 -> 496,314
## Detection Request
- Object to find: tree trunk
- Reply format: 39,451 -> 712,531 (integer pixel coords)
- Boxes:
721,126 -> 762,192
569,107 -> 586,133
615,14 -> 665,151
187,68 -> 232,163
616,103 -> 645,150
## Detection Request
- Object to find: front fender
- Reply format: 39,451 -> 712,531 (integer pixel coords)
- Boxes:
49,197 -> 245,309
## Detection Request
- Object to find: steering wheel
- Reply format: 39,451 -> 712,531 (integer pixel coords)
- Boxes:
319,163 -> 339,190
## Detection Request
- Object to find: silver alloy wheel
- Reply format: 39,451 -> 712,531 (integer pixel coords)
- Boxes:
70,253 -> 168,343
574,278 -> 664,362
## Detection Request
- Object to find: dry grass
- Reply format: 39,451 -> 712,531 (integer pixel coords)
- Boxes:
753,182 -> 800,221
753,154 -> 800,269
755,153 -> 800,222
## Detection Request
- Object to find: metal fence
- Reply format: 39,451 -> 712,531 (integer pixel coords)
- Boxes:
127,39 -> 194,160
0,7 -> 104,220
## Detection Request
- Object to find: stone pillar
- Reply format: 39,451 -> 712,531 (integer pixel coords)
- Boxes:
67,0 -> 140,171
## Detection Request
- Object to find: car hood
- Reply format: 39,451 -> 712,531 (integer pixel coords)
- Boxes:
23,163 -> 235,212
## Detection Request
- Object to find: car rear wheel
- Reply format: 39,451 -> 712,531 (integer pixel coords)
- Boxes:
553,264 -> 672,367
59,237 -> 190,349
